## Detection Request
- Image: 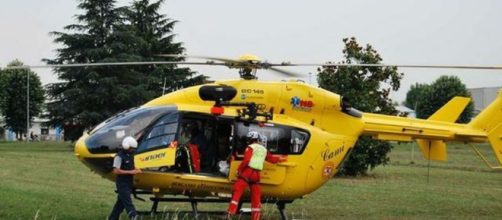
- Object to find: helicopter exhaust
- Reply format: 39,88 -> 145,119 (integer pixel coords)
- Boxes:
341,97 -> 362,118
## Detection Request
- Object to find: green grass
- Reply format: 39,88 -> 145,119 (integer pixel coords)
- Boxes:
1,142 -> 502,219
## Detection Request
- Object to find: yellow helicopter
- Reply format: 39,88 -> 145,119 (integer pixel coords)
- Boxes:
51,54 -> 501,218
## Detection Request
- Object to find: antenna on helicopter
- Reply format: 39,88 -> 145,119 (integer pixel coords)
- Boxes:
427,141 -> 432,184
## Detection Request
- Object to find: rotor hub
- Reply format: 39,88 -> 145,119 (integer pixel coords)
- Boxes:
239,67 -> 258,80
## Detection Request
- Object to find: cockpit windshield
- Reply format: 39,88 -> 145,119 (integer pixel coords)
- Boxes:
86,106 -> 177,154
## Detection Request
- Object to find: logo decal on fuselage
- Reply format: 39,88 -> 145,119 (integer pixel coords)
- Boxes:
140,152 -> 166,162
291,96 -> 314,111
240,89 -> 264,100
322,161 -> 335,178
321,145 -> 345,161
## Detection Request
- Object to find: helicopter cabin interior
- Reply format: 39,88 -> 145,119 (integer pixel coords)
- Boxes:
137,111 -> 310,178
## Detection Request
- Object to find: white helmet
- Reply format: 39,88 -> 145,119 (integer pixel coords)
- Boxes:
122,136 -> 138,150
246,131 -> 260,140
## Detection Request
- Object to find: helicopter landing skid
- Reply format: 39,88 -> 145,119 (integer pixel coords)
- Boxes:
136,195 -> 292,220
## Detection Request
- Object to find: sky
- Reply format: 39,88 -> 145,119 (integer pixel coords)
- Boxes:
1,0 -> 502,102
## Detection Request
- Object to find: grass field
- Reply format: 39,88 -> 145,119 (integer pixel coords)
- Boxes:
1,141 -> 502,219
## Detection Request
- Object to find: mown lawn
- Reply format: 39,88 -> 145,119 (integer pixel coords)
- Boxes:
1,141 -> 502,219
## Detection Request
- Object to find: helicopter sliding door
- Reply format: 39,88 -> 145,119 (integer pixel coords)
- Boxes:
177,113 -> 234,175
229,122 -> 310,185
134,112 -> 179,169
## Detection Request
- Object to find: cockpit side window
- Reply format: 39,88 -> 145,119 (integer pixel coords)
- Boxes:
137,113 -> 179,153
234,122 -> 310,155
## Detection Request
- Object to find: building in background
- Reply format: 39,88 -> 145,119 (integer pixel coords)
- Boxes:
396,105 -> 416,118
29,117 -> 63,141
469,87 -> 502,113
2,117 -> 63,141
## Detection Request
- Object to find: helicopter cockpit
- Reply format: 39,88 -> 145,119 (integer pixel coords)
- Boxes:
86,106 -> 178,154
84,105 -> 310,178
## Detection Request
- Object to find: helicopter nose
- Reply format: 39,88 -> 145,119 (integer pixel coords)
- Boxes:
74,136 -> 88,159
75,135 -> 114,175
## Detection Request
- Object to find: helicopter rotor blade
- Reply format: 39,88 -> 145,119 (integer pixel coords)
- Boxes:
156,54 -> 241,64
268,66 -> 303,77
1,61 -> 226,70
271,63 -> 502,70
4,59 -> 502,72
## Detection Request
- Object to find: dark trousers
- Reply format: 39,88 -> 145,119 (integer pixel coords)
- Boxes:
108,182 -> 137,220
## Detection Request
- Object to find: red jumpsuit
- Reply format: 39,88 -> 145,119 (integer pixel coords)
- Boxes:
227,146 -> 282,220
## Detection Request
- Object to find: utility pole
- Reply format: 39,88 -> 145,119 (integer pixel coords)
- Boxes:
308,72 -> 312,85
162,77 -> 167,95
26,71 -> 30,142
411,101 -> 418,163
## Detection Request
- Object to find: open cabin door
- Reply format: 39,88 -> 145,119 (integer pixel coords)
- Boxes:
134,112 -> 179,169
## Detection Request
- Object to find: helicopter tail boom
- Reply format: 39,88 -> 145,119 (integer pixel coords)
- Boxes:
362,90 -> 502,165
360,97 -> 489,162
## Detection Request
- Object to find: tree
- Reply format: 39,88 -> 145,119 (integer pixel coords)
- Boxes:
317,37 -> 403,176
44,0 -> 207,141
415,76 -> 474,123
0,60 -> 45,140
0,68 -> 3,112
0,69 -> 3,140
403,83 -> 430,110
123,0 -> 207,91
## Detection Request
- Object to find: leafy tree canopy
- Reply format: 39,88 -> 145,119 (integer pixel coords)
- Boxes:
403,83 -> 430,110
44,0 -> 207,141
0,60 -> 45,139
415,75 -> 474,123
317,37 -> 403,176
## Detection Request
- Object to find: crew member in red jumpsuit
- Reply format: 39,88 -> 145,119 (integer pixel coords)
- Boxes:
227,131 -> 287,220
